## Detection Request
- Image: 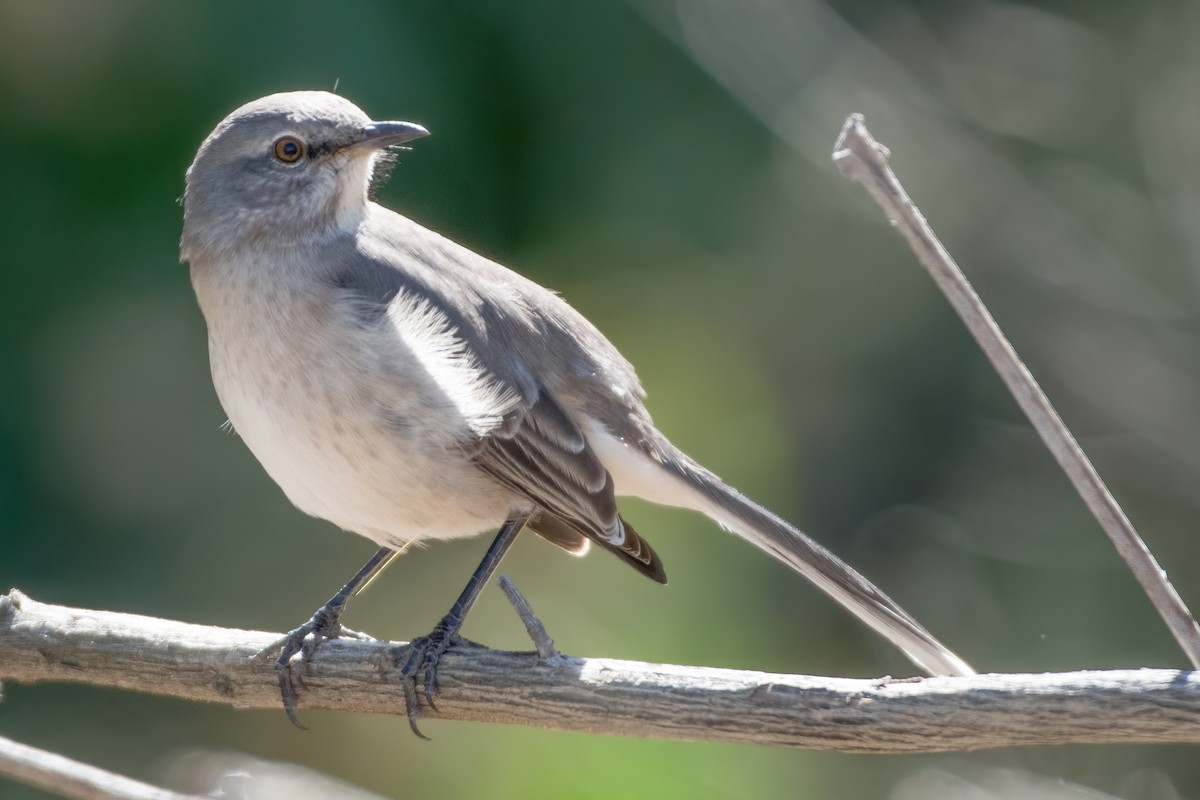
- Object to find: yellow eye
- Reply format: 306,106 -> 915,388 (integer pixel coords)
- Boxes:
273,136 -> 305,163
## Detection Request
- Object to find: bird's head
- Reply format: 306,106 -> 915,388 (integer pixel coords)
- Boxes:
181,91 -> 428,261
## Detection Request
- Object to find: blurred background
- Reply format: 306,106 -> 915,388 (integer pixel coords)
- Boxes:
2,0 -> 1199,797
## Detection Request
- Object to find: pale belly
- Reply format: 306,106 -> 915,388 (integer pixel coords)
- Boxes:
204,307 -> 519,549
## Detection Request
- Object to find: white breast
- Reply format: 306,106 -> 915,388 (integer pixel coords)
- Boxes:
192,256 -> 519,547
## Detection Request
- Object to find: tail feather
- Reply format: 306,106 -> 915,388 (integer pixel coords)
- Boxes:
668,454 -> 974,677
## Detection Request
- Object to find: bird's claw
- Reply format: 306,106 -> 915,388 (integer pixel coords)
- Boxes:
396,619 -> 460,738
261,604 -> 346,729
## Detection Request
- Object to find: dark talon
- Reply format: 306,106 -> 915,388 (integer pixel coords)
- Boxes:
400,675 -> 430,740
269,603 -> 345,729
254,547 -> 397,728
387,514 -> 530,738
397,620 -> 460,737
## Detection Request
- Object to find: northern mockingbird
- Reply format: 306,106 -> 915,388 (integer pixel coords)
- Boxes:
181,91 -> 973,734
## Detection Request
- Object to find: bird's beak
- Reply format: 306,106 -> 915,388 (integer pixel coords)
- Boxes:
349,121 -> 430,152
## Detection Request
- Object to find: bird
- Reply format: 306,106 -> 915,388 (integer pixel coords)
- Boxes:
181,90 -> 973,735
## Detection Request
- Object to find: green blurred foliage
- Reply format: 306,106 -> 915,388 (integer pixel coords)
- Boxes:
3,0 -> 1200,797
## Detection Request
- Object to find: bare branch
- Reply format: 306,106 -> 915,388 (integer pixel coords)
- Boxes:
832,113 -> 1200,671
497,574 -> 563,665
0,732 -> 202,800
3,590 -> 1199,752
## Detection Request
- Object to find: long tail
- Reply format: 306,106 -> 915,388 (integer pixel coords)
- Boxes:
662,448 -> 974,677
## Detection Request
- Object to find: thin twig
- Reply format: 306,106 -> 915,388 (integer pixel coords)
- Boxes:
3,590 -> 1200,752
497,574 -> 563,665
832,113 -> 1200,671
0,732 -> 202,800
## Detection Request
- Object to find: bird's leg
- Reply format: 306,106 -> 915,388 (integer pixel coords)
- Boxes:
398,512 -> 532,738
264,546 -> 398,728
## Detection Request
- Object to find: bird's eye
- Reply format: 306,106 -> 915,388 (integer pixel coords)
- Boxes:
273,136 -> 305,163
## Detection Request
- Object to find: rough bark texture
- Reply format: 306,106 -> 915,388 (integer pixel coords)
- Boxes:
3,590 -> 1199,752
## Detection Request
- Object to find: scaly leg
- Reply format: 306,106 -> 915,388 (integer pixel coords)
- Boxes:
398,512 -> 532,737
270,546 -> 399,728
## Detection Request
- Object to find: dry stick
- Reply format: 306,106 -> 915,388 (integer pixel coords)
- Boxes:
497,574 -> 563,665
0,733 -> 203,800
831,114 -> 1200,669
5,590 -> 1200,752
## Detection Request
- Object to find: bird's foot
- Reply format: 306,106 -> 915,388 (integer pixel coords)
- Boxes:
396,618 -> 463,739
257,602 -> 362,729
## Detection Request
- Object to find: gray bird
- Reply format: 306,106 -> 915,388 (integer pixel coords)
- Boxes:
182,91 -> 973,733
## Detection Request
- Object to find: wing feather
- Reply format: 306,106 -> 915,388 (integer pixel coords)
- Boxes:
474,391 -> 667,583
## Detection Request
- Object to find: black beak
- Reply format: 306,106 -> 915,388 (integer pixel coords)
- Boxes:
351,121 -> 430,151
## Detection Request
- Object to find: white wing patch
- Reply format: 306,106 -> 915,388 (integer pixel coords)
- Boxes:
385,289 -> 519,435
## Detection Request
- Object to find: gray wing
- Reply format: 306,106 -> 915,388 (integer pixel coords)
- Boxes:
474,389 -> 667,583
338,208 -> 666,582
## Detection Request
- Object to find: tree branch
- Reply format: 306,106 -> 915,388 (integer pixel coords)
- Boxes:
0,732 -> 203,800
3,590 -> 1198,752
832,114 -> 1200,670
